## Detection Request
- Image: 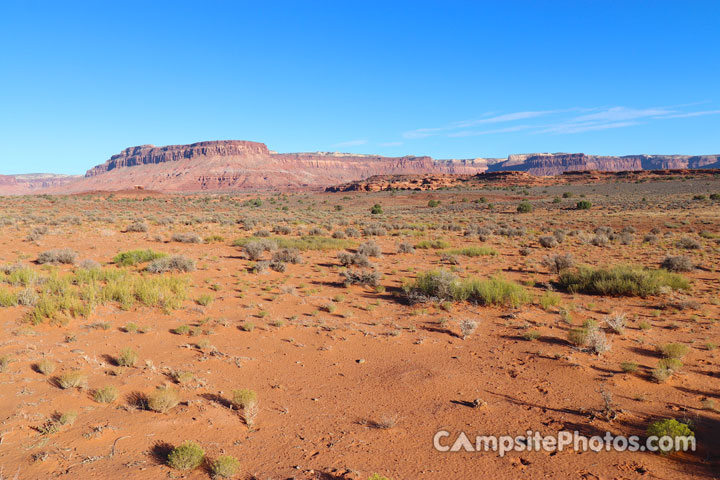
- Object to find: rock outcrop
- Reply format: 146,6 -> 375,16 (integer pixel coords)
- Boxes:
0,174 -> 81,195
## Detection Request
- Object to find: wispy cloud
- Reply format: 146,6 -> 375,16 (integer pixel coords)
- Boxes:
401,104 -> 720,140
330,139 -> 368,148
378,141 -> 404,147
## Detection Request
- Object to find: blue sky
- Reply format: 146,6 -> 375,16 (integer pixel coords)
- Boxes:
1,1 -> 719,174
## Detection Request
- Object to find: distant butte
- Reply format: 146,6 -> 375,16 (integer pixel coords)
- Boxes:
0,140 -> 718,195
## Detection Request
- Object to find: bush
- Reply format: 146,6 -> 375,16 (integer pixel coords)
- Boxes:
591,234 -> 610,247
37,249 -> 78,265
576,200 -> 592,210
397,242 -> 415,254
170,232 -> 203,243
458,319 -> 477,339
146,255 -> 195,273
232,388 -> 258,409
243,240 -> 276,260
538,235 -> 558,248
370,204 -> 383,214
541,253 -> 574,273
416,239 -> 450,249
167,441 -> 205,470
114,249 -> 167,266
605,313 -> 626,334
444,247 -> 497,257
358,241 -> 382,257
126,222 -> 148,233
646,419 -> 694,454
341,269 -> 380,287
269,260 -> 287,272
272,248 -> 302,264
148,385 -> 180,413
661,255 -> 694,272
658,343 -> 689,359
428,199 -> 441,207
210,455 -> 241,478
558,265 -> 689,297
516,201 -> 533,213
338,252 -> 372,267
675,237 -> 701,249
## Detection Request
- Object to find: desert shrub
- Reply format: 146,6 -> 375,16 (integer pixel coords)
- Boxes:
27,226 -> 48,241
358,241 -> 382,257
332,230 -> 347,239
0,289 -> 17,307
37,249 -> 77,265
232,388 -> 258,409
646,419 -> 694,454
0,355 -> 11,373
117,347 -> 138,367
126,222 -> 148,233
307,227 -> 324,236
516,201 -> 533,213
368,475 -> 393,480
345,227 -> 360,237
253,260 -> 270,274
661,255 -> 694,272
196,294 -> 213,306
170,232 -> 202,243
539,291 -> 561,310
273,225 -> 292,235
523,329 -> 541,341
269,260 -> 287,272
338,252 -> 372,267
146,255 -> 195,273
621,361 -> 638,373
272,248 -> 302,264
93,385 -> 119,403
234,236 -> 347,251
210,455 -> 240,478
576,200 -> 592,210
148,385 -> 180,413
57,370 -> 87,389
541,253 -> 574,273
167,441 -> 205,471
370,203 -> 383,214
586,329 -> 612,354
397,242 -> 415,254
458,319 -> 477,339
538,235 -> 558,248
643,234 -> 658,243
428,199 -> 441,207
403,270 -> 457,302
243,240 -> 276,260
591,234 -> 610,247
558,266 -> 689,297
341,269 -> 380,287
363,224 -> 387,236
114,249 -> 167,267
204,234 -> 225,243
605,313 -> 626,334
78,259 -> 101,271
676,237 -> 701,249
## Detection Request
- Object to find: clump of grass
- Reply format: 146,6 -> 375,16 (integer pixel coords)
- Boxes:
209,455 -> 240,478
116,347 -> 138,367
57,370 -> 88,389
93,385 -> 119,403
232,388 -> 257,409
621,361 -> 638,373
0,355 -> 11,373
171,370 -> 194,384
167,441 -> 205,471
196,294 -> 214,306
652,358 -> 683,382
240,322 -> 255,332
35,358 -> 55,375
113,249 -> 167,266
403,270 -> 529,307
539,291 -> 561,310
605,313 -> 626,334
170,232 -> 203,243
443,246 -> 497,257
658,343 -> 689,360
148,385 -> 180,413
558,265 -> 689,297
234,235 -> 351,252
523,329 -> 541,341
415,239 -> 450,249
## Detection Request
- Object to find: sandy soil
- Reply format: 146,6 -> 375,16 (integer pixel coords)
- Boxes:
0,177 -> 718,479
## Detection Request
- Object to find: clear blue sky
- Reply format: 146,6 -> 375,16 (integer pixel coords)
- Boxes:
1,1 -> 719,174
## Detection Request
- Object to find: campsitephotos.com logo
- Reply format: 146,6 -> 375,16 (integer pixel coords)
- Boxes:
433,430 -> 695,457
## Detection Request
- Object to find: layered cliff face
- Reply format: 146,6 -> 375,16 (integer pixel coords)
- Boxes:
0,174 -> 81,195
488,153 -> 720,176
43,141 -> 489,193
1,141 -> 719,195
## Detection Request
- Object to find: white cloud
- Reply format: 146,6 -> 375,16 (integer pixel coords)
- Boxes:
378,141 -> 404,146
